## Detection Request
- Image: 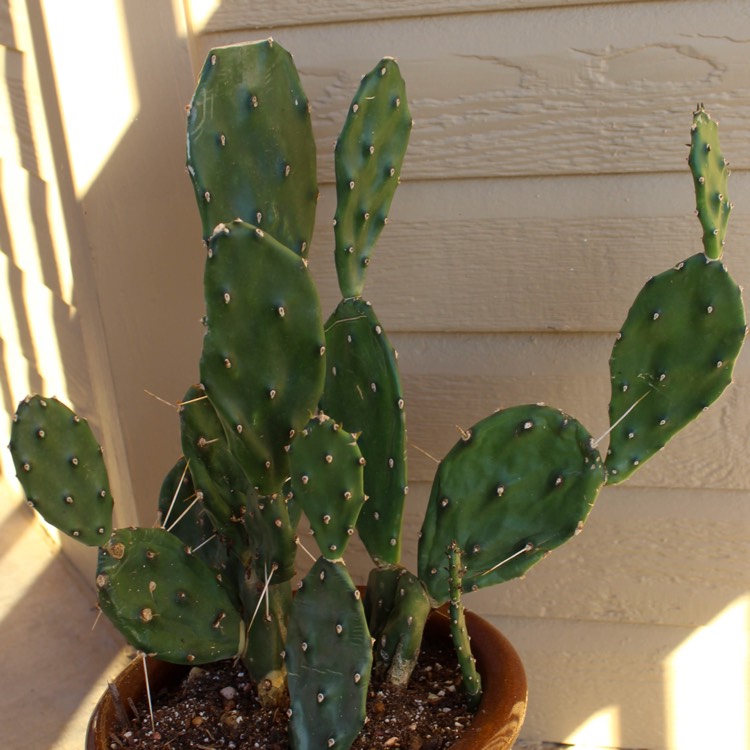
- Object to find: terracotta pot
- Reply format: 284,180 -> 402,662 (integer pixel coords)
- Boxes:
86,607 -> 527,749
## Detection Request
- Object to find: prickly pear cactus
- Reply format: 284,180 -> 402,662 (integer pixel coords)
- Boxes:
286,558 -> 372,750
447,543 -> 482,709
418,405 -> 605,602
9,395 -> 113,545
187,38 -> 318,254
288,414 -> 366,559
689,105 -> 732,260
365,564 -> 431,686
606,108 -> 746,484
334,58 -> 412,298
199,220 -> 325,495
96,527 -> 245,664
178,384 -> 252,555
322,298 -> 407,564
605,254 -> 746,483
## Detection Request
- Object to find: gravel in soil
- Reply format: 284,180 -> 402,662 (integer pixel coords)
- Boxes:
110,641 -> 474,749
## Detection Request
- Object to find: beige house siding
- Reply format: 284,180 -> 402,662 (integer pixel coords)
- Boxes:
1,0 -> 748,747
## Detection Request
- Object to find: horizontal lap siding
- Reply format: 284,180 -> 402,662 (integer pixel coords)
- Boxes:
186,3 -> 750,747
198,0 -> 642,33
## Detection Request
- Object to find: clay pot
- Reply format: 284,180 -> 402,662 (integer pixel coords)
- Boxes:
86,607 -> 527,749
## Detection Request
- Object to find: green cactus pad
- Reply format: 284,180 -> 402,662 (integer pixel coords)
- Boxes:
365,565 -> 431,686
289,414 -> 366,559
334,58 -> 412,298
187,39 -> 317,254
689,106 -> 732,260
9,395 -> 112,545
418,405 -> 605,604
321,298 -> 407,564
97,527 -> 245,664
158,456 -> 226,569
179,385 -> 252,557
286,558 -> 372,750
606,253 -> 746,484
248,492 -> 298,582
199,220 -> 326,495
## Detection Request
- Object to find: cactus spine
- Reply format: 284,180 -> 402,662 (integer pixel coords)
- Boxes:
8,39 -> 745,750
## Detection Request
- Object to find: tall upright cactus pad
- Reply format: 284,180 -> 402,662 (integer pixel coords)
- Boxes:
187,39 -> 317,254
606,253 -> 745,484
200,220 -> 326,495
334,58 -> 412,298
689,106 -> 731,260
288,414 -> 366,559
418,405 -> 605,604
321,298 -> 407,564
286,558 -> 372,750
10,396 -> 112,545
97,527 -> 245,664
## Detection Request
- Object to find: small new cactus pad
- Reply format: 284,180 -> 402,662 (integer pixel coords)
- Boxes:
179,385 -> 252,555
286,558 -> 373,750
689,106 -> 731,260
365,565 -> 431,686
447,543 -> 482,709
418,405 -> 605,603
288,414 -> 366,559
97,527 -> 245,664
321,298 -> 407,564
334,58 -> 412,298
187,39 -> 317,254
200,220 -> 325,494
606,253 -> 746,484
10,395 -> 112,545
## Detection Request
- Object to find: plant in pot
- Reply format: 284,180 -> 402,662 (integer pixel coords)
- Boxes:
8,38 -> 745,750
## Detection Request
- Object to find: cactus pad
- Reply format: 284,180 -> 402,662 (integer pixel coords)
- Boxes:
199,220 -> 325,494
179,385 -> 252,556
286,558 -> 372,750
10,395 -> 113,545
334,58 -> 412,298
322,298 -> 407,564
418,405 -> 605,603
288,414 -> 366,559
97,527 -> 245,664
689,106 -> 732,260
187,39 -> 317,254
365,565 -> 431,686
606,253 -> 746,483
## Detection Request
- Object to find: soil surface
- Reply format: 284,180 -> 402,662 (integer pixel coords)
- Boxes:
109,640 -> 474,749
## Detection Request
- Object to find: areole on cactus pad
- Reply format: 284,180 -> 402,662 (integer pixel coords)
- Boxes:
8,35 -> 746,750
